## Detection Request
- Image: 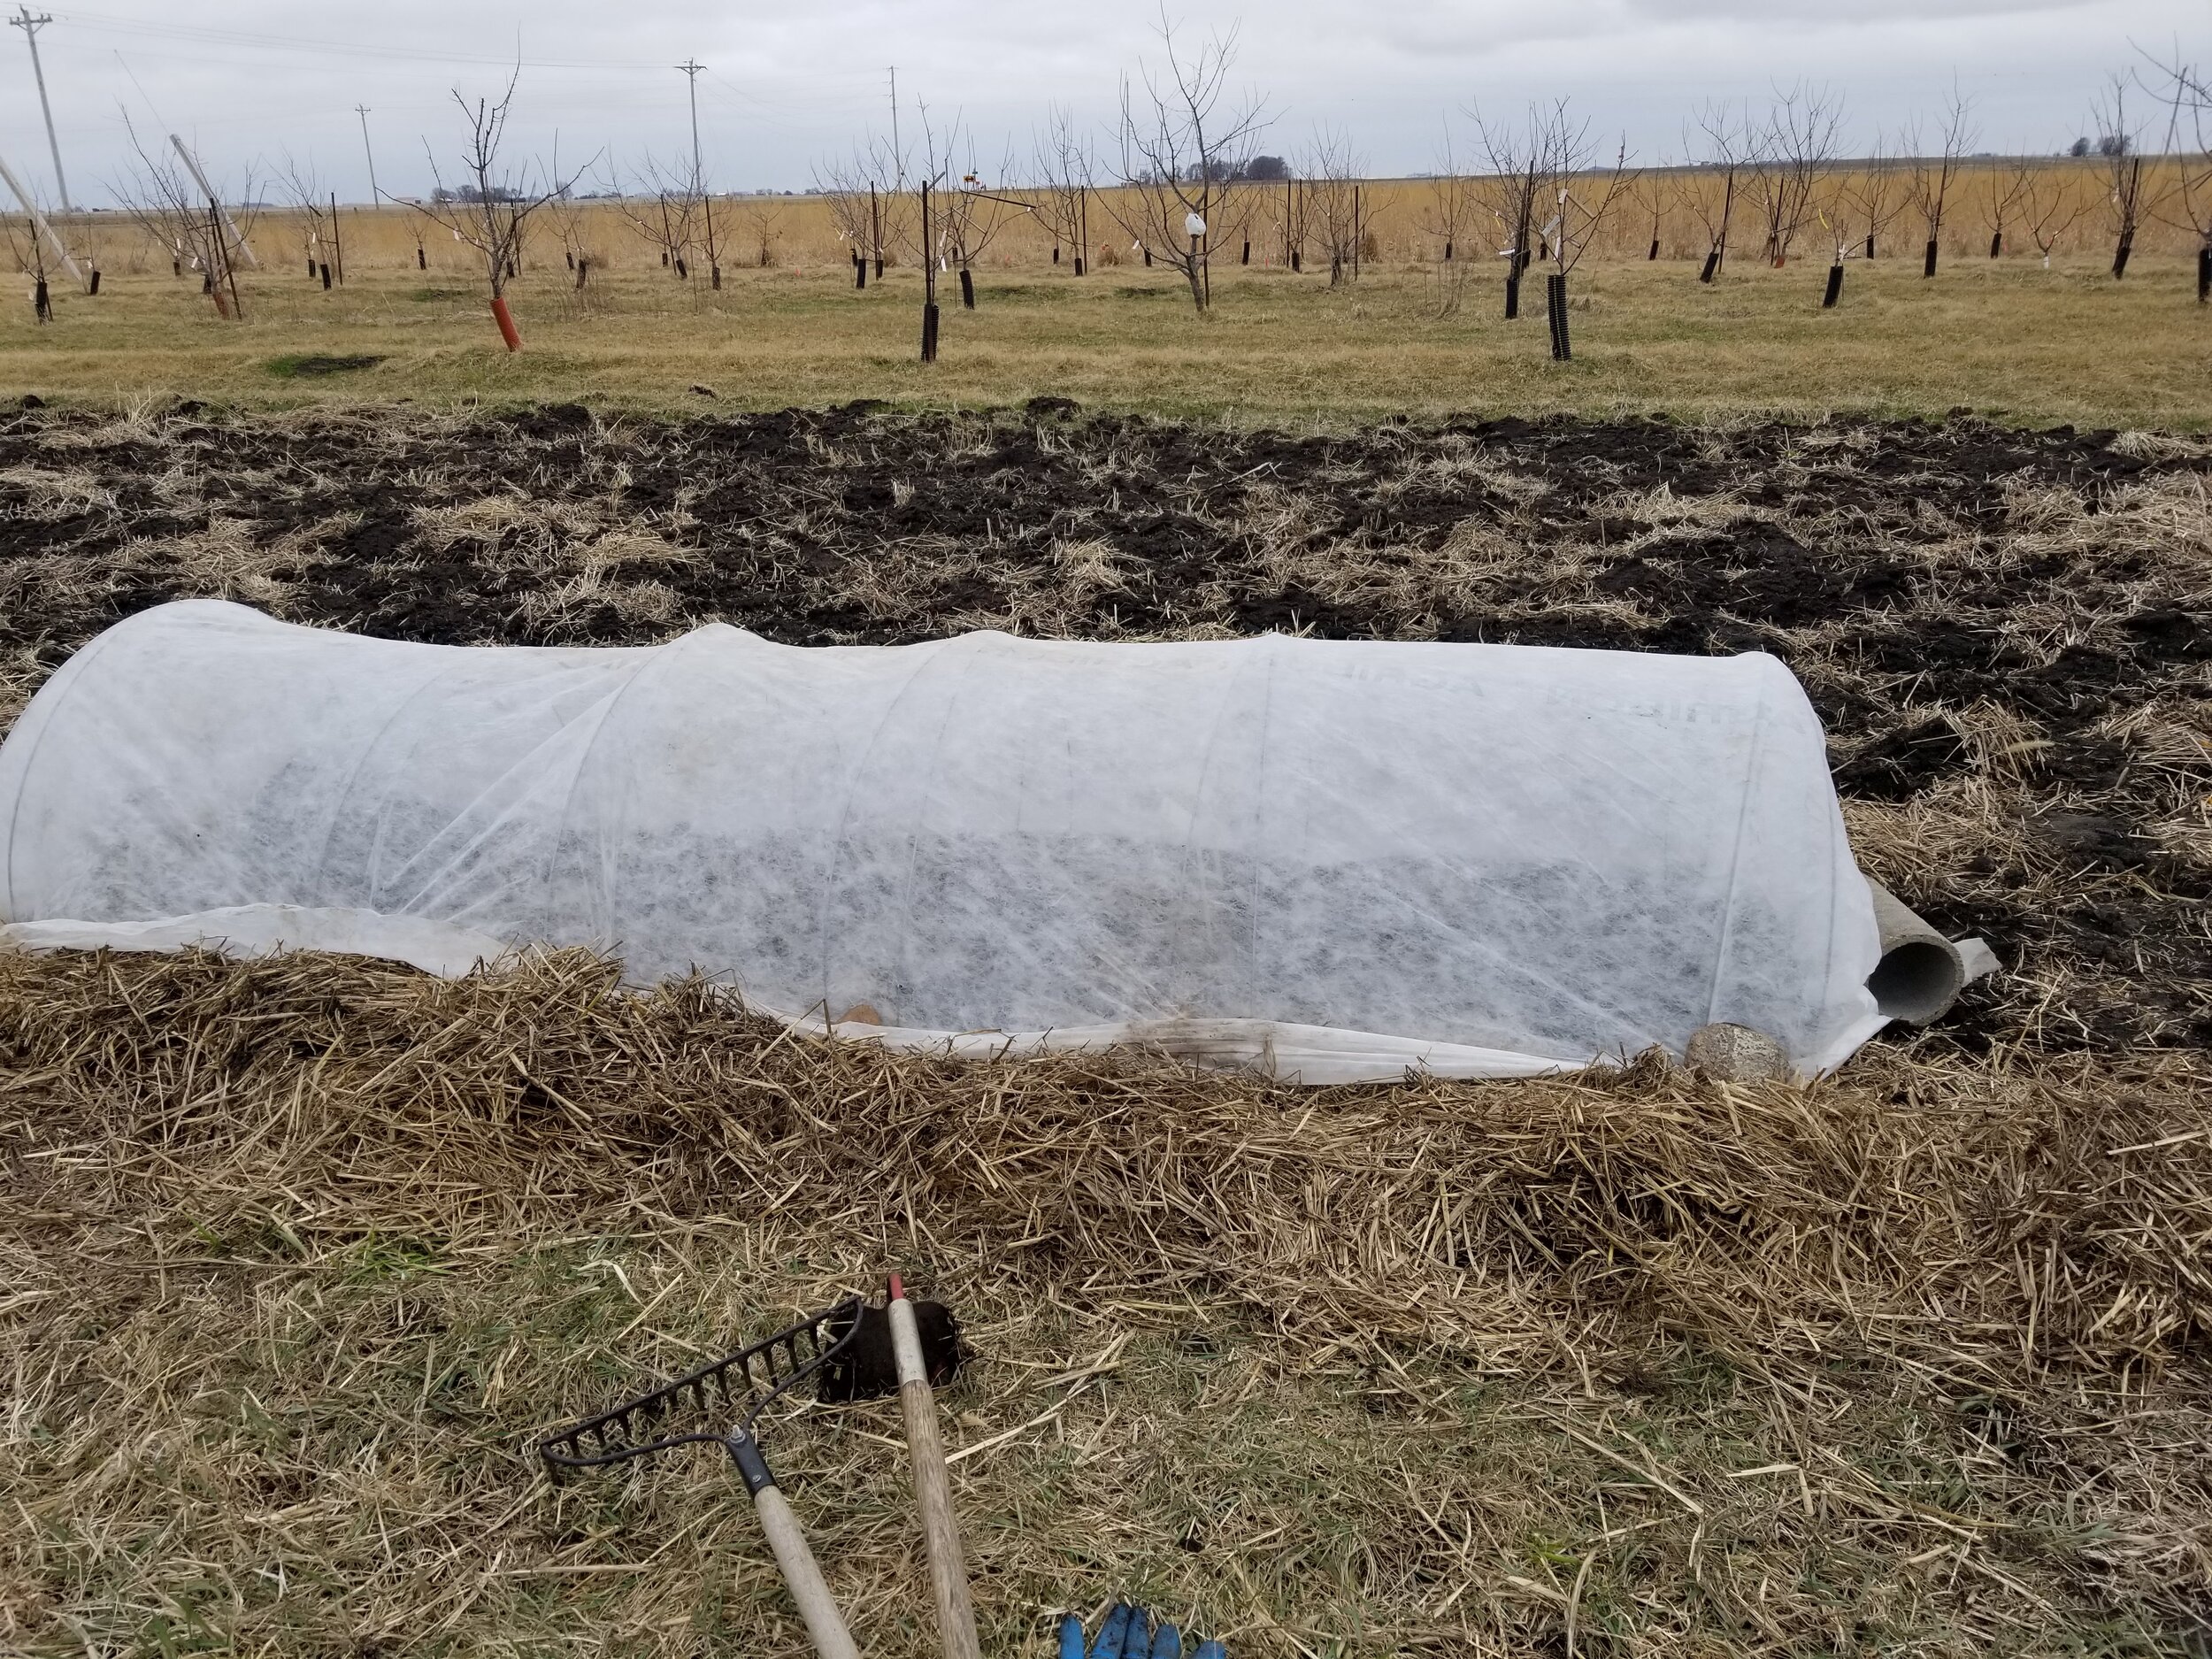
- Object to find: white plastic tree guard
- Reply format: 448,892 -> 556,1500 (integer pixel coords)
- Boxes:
0,600 -> 1905,1082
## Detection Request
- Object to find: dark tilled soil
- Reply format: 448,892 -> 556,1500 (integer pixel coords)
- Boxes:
3,399 -> 2207,1055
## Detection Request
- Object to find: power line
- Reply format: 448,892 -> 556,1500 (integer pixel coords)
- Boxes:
50,7 -> 673,70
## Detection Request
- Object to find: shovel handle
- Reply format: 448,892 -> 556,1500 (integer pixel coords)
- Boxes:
892,1282 -> 983,1659
732,1435 -> 862,1659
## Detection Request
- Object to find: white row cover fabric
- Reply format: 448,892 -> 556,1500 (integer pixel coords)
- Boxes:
0,600 -> 1887,1081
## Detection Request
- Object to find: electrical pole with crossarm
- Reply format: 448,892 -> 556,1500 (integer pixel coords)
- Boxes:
356,104 -> 380,203
675,58 -> 704,198
9,6 -> 72,211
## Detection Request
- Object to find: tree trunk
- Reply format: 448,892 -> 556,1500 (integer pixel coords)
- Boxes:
1823,263 -> 1844,308
1923,238 -> 1939,278
1545,273 -> 1571,361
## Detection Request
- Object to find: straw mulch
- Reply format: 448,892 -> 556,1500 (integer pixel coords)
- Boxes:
4,944 -> 2208,1656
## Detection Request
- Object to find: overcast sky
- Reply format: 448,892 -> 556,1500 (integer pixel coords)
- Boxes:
0,0 -> 2200,207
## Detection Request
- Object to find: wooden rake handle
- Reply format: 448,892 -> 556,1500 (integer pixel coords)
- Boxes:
890,1274 -> 982,1659
729,1434 -> 863,1659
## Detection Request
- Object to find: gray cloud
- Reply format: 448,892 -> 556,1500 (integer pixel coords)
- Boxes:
0,0 -> 2194,208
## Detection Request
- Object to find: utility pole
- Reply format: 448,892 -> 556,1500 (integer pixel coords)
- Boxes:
170,133 -> 259,267
355,104 -> 379,203
0,150 -> 81,280
675,59 -> 703,198
9,7 -> 71,211
888,65 -> 902,188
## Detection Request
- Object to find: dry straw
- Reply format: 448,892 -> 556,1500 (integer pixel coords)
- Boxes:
4,943 -> 2208,1655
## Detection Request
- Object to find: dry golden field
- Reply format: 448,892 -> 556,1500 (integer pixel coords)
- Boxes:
4,159 -> 2209,425
33,161 -> 2205,275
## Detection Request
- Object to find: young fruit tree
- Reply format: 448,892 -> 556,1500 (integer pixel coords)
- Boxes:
1107,12 -> 1270,314
2013,154 -> 2093,269
1297,126 -> 1363,284
275,157 -> 338,287
2089,75 -> 2149,280
814,162 -> 872,285
114,116 -> 252,317
1808,134 -> 1909,305
2150,52 -> 2212,299
1420,125 -> 1478,311
1277,169 -> 1311,272
908,99 -> 958,360
416,69 -> 588,351
0,153 -> 82,319
1906,85 -> 1977,277
1847,140 -> 1909,258
1684,101 -> 1746,282
943,137 -> 1029,309
739,197 -> 782,269
1472,104 -> 1555,318
544,185 -> 593,288
1032,105 -> 1095,274
1534,115 -> 1630,361
1747,82 -> 1841,266
1978,155 -> 2028,257
1628,158 -> 1670,261
817,130 -> 914,284
609,159 -> 702,283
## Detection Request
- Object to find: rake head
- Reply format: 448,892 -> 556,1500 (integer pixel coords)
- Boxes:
538,1294 -> 866,1476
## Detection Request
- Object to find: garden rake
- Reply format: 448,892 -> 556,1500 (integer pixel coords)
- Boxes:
538,1296 -> 871,1659
538,1289 -> 968,1659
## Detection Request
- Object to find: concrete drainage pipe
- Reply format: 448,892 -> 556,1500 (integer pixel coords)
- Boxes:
1863,878 -> 2000,1025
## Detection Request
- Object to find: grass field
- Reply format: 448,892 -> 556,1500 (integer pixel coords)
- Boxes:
3,400 -> 2208,1656
4,252 -> 2211,427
